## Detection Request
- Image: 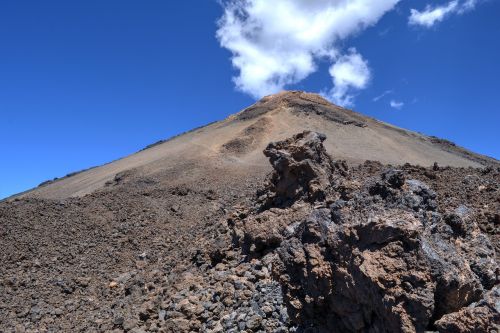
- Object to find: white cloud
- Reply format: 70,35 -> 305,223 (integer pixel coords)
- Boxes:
373,89 -> 394,102
390,100 -> 405,109
217,0 -> 400,105
409,0 -> 479,28
327,49 -> 371,107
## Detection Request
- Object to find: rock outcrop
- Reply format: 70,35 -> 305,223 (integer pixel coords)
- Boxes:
231,131 -> 499,332
1,130 -> 498,332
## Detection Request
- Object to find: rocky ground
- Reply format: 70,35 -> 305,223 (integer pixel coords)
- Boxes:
229,132 -> 499,332
1,131 -> 499,332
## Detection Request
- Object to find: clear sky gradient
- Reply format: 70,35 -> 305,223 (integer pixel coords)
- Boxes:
1,0 -> 499,199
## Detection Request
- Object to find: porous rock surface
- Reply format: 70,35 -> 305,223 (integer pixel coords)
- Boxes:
230,131 -> 499,332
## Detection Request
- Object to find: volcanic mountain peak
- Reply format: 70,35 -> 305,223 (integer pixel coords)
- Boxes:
9,91 -> 498,200
243,90 -> 333,111
235,90 -> 367,127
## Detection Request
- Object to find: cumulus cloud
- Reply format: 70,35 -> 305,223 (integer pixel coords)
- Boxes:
390,100 -> 405,109
327,49 -> 371,107
217,0 -> 400,105
409,0 -> 479,27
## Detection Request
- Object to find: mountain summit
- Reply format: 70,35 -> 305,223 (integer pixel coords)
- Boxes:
16,91 -> 497,200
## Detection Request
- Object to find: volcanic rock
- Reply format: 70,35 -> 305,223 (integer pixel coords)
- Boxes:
230,131 -> 499,332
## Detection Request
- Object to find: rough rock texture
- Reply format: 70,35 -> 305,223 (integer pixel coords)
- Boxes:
262,131 -> 340,205
434,286 -> 499,332
231,131 -> 499,332
1,130 -> 499,332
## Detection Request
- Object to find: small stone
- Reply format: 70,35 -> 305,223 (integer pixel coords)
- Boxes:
123,318 -> 137,330
246,315 -> 263,330
113,317 -> 124,326
109,281 -> 118,288
210,322 -> 224,333
139,311 -> 150,321
167,318 -> 190,331
30,305 -> 41,316
222,297 -> 234,307
158,309 -> 166,321
15,324 -> 25,333
176,299 -> 197,315
215,263 -> 226,271
261,305 -> 273,316
200,310 -> 211,321
75,277 -> 91,287
115,271 -> 134,284
234,280 -> 244,290
166,310 -> 184,318
130,328 -> 147,333
16,308 -> 29,318
280,308 -> 289,322
244,271 -> 256,281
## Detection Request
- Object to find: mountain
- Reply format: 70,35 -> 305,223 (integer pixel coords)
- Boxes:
14,91 -> 497,200
0,92 -> 498,332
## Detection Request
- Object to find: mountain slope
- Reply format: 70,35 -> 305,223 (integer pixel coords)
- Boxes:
17,91 -> 497,200
1,95 -> 498,332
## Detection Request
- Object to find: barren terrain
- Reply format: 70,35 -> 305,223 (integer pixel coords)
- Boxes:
1,92 -> 498,332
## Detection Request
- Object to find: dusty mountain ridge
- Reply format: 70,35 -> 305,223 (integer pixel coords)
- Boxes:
0,92 -> 499,332
12,91 -> 498,200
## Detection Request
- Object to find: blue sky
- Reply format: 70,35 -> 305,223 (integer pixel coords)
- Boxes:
1,0 -> 499,199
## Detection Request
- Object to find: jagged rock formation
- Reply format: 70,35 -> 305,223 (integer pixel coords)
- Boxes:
263,131 -> 337,205
230,131 -> 499,332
